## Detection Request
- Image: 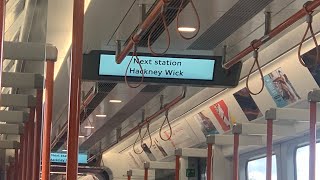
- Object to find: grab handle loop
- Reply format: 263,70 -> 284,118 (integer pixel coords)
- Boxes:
159,110 -> 173,141
246,40 -> 265,95
125,41 -> 144,88
176,0 -> 200,40
298,1 -> 319,68
148,4 -> 171,56
133,124 -> 144,154
141,120 -> 153,148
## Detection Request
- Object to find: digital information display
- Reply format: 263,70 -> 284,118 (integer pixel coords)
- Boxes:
50,153 -> 87,164
82,51 -> 242,87
99,54 -> 215,80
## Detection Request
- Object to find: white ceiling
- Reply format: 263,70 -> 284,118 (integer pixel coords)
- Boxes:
44,0 -> 320,154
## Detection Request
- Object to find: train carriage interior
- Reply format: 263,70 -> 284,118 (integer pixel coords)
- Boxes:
1,0 -> 320,180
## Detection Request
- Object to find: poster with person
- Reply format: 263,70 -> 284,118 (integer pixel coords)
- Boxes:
264,68 -> 301,108
193,109 -> 219,136
301,45 -> 320,86
233,87 -> 263,121
209,100 -> 235,133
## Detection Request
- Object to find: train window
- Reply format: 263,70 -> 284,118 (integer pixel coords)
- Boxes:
247,155 -> 277,180
295,143 -> 320,180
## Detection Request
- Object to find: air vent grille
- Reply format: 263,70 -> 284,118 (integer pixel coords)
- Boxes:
188,0 -> 273,50
124,0 -> 189,47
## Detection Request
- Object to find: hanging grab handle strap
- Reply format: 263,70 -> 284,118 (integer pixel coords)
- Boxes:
125,41 -> 144,88
159,110 -> 173,141
176,0 -> 200,40
298,1 -> 319,67
148,4 -> 171,56
246,40 -> 265,95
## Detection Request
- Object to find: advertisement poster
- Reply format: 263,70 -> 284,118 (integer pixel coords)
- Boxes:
233,87 -> 263,121
126,148 -> 147,168
149,137 -> 169,160
159,122 -> 199,155
301,46 -> 320,86
264,68 -> 301,108
193,109 -> 219,136
209,100 -> 234,132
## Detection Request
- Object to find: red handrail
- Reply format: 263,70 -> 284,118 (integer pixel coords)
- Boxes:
266,119 -> 273,180
207,143 -> 213,180
224,0 -> 320,69
233,134 -> 239,180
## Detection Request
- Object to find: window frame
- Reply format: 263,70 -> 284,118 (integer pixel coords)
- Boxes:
239,144 -> 281,180
294,141 -> 320,180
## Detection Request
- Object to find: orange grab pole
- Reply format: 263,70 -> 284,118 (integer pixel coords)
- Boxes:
128,175 -> 131,180
66,0 -> 85,179
6,165 -> 11,180
22,121 -> 29,180
116,0 -> 169,64
207,143 -> 213,180
175,155 -> 180,180
32,89 -> 43,180
26,108 -> 35,179
233,134 -> 239,180
266,120 -> 273,180
41,61 -> 55,180
224,0 -> 320,69
144,168 -> 148,180
309,101 -> 317,180
18,134 -> 24,180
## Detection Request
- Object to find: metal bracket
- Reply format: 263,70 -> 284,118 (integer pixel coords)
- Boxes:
222,45 -> 228,69
265,108 -> 277,120
308,89 -> 320,102
140,4 -> 147,23
127,170 -> 133,176
160,95 -> 164,110
175,148 -> 183,156
115,40 -> 121,59
232,124 -> 242,134
206,135 -> 216,144
264,11 -> 272,35
144,162 -> 150,169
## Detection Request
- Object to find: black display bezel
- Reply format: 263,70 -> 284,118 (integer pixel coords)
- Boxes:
82,50 -> 242,88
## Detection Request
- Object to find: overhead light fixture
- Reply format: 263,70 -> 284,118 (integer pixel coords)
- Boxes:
79,135 -> 85,138
62,149 -> 67,152
178,27 -> 196,32
96,114 -> 107,118
84,126 -> 95,129
109,99 -> 122,103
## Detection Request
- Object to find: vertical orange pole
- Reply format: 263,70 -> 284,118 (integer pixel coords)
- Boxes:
22,121 -> 29,180
14,149 -> 19,180
144,168 -> 148,180
41,61 -> 55,180
6,165 -> 11,180
32,89 -> 43,180
175,155 -> 180,180
309,101 -> 316,180
0,0 -> 5,104
207,143 -> 213,180
233,134 -> 239,180
66,0 -> 84,179
266,119 -> 273,180
26,108 -> 35,179
18,134 -> 24,180
127,175 -> 131,180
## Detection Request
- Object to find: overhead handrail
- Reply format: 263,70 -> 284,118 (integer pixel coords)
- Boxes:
223,0 -> 320,70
